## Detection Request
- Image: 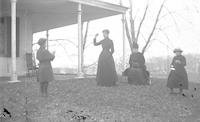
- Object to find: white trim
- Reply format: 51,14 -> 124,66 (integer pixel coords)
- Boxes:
68,0 -> 128,13
122,14 -> 126,70
77,3 -> 84,78
46,30 -> 49,50
8,80 -> 21,83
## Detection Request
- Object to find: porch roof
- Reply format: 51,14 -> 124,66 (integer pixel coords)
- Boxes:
16,0 -> 128,32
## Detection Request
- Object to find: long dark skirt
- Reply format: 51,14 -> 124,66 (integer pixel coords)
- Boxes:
38,62 -> 54,83
167,68 -> 188,89
123,67 -> 149,85
96,50 -> 118,87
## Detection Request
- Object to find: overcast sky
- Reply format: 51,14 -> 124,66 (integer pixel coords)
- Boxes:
33,0 -> 200,68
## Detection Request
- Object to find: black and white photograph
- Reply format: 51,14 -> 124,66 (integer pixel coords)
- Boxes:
1,0 -> 200,121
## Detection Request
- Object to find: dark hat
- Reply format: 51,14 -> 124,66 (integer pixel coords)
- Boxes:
173,48 -> 183,53
133,43 -> 139,49
38,38 -> 47,46
102,29 -> 110,34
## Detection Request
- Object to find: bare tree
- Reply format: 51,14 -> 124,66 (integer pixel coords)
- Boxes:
124,0 -> 167,54
47,21 -> 92,74
81,21 -> 90,73
83,21 -> 90,51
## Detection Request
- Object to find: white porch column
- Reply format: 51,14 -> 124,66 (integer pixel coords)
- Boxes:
120,0 -> 126,71
46,30 -> 49,50
122,13 -> 126,70
77,3 -> 84,78
10,0 -> 18,81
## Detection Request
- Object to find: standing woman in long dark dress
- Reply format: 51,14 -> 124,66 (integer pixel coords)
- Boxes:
36,38 -> 55,97
93,29 -> 118,86
167,48 -> 188,94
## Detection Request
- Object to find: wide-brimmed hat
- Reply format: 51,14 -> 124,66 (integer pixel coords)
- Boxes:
173,48 -> 183,53
38,38 -> 47,46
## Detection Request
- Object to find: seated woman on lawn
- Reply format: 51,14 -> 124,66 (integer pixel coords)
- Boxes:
123,43 -> 150,85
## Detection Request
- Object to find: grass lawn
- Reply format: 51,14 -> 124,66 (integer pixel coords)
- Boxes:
0,75 -> 200,122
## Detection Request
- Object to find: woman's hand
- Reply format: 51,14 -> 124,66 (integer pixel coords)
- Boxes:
170,65 -> 175,70
94,33 -> 99,39
52,51 -> 56,56
175,60 -> 181,64
93,34 -> 102,46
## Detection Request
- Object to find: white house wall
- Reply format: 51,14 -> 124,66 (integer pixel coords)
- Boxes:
17,11 -> 33,76
0,7 -> 33,77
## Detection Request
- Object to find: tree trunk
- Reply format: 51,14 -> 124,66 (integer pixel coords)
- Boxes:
82,21 -> 90,73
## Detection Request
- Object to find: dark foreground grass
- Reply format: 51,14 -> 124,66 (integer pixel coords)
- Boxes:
0,76 -> 200,122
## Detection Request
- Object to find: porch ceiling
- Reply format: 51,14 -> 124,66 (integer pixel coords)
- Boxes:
16,0 -> 128,33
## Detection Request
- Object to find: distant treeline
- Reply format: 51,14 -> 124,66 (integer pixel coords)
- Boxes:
146,54 -> 200,80
53,54 -> 200,81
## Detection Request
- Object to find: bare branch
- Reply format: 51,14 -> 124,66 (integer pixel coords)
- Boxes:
175,12 -> 193,25
83,21 -> 90,51
85,42 -> 93,49
155,24 -> 172,31
129,0 -> 133,10
144,38 -> 156,52
156,27 -> 174,48
154,38 -> 173,50
140,32 -> 147,42
193,1 -> 200,13
125,18 -> 133,53
49,39 -> 74,62
129,0 -> 136,42
159,10 -> 177,20
49,39 -> 77,47
83,62 -> 97,69
142,0 -> 166,54
135,3 -> 149,42
130,18 -> 136,42
133,9 -> 139,20
163,6 -> 180,32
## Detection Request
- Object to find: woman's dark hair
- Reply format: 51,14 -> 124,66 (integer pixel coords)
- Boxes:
102,29 -> 110,34
133,43 -> 139,49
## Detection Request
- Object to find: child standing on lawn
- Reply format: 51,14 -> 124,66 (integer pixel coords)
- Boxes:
167,48 -> 188,94
36,38 -> 55,97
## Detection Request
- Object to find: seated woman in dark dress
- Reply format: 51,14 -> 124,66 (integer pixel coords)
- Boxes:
123,43 -> 150,85
167,48 -> 188,94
